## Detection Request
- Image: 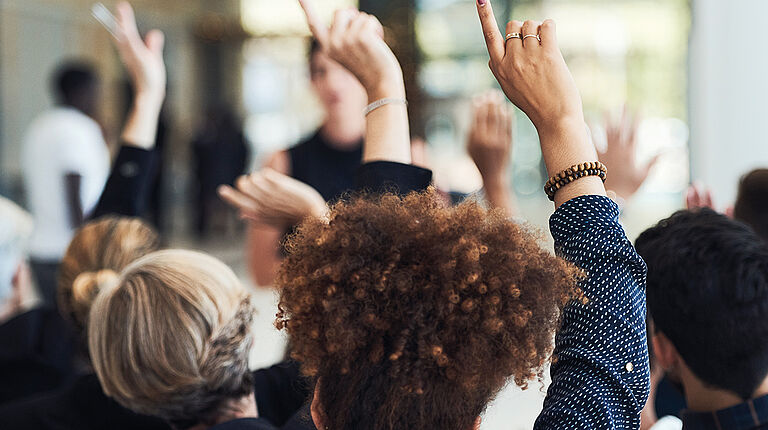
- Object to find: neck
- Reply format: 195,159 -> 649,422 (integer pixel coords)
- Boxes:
683,366 -> 768,412
320,115 -> 364,149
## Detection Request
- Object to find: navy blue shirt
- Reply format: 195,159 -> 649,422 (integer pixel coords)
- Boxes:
682,394 -> 768,430
537,195 -> 650,428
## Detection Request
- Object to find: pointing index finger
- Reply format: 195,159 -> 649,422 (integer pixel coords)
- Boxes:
298,0 -> 329,46
476,0 -> 504,64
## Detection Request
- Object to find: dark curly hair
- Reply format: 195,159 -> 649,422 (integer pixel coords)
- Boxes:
276,189 -> 583,430
636,209 -> 768,400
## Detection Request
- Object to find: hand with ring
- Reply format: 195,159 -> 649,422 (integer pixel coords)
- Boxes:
475,0 -> 605,206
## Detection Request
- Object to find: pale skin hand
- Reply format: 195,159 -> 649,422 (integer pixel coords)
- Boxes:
218,168 -> 328,230
299,0 -> 411,165
467,91 -> 517,216
685,183 -> 714,210
113,2 -> 166,148
596,107 -> 660,201
476,0 -> 605,207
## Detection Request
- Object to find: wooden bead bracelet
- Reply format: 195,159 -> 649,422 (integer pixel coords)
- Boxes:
544,161 -> 607,201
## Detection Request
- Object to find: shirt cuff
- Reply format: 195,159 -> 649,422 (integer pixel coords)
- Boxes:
549,195 -> 621,244
355,161 -> 433,195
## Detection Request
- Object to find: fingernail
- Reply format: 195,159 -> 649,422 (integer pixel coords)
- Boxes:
478,0 -> 487,5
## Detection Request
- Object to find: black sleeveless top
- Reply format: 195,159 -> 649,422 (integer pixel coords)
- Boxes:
288,130 -> 363,202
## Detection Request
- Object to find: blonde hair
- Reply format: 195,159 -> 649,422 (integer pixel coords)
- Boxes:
88,249 -> 255,427
58,217 -> 159,334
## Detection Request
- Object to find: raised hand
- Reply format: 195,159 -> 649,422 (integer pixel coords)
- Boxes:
597,108 -> 660,201
109,2 -> 166,148
115,2 -> 166,102
468,91 -> 513,181
468,91 -> 517,216
686,183 -> 715,210
475,0 -> 604,206
299,0 -> 401,100
298,0 -> 410,164
218,169 -> 328,229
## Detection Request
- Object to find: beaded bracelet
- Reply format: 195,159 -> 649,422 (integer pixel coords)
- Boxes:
544,161 -> 607,201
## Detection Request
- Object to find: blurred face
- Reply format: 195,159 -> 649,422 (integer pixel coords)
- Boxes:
310,51 -> 368,120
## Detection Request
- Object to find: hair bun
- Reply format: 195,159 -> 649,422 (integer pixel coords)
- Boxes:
71,269 -> 119,315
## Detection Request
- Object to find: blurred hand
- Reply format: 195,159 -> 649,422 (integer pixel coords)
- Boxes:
115,2 -> 166,103
468,91 -> 513,182
219,169 -> 328,229
686,183 -> 714,210
596,108 -> 660,201
298,0 -> 403,99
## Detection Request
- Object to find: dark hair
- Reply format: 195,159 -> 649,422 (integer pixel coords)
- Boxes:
734,169 -> 768,241
276,189 -> 583,430
636,209 -> 768,399
52,62 -> 98,107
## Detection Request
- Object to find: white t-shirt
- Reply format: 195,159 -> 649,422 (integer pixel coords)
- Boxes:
21,107 -> 110,260
650,416 -> 683,430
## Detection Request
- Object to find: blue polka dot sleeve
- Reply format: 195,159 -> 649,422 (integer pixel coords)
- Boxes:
534,195 -> 650,429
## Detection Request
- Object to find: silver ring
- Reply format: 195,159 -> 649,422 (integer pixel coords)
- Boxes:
505,33 -> 522,42
523,34 -> 541,42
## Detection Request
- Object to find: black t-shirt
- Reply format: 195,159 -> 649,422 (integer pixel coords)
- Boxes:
288,131 -> 363,203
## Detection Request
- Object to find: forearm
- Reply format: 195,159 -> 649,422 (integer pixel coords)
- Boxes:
362,83 -> 411,165
537,118 -> 606,208
482,175 -> 517,217
90,145 -> 158,219
120,93 -> 163,149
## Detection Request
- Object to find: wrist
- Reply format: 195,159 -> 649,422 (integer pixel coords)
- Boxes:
366,78 -> 406,103
134,91 -> 165,113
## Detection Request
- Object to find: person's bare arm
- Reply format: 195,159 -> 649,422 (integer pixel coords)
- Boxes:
245,151 -> 291,287
65,173 -> 85,228
467,91 -> 517,217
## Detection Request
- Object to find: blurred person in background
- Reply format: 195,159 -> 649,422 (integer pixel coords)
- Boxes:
0,198 -> 33,325
192,105 -> 249,239
246,38 -> 368,287
21,62 -> 110,308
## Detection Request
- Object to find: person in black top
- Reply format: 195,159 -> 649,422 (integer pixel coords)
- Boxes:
246,38 -> 368,288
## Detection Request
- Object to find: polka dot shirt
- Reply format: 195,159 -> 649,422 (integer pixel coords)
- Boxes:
535,195 -> 650,429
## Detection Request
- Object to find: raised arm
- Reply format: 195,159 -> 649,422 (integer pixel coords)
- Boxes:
91,1 -> 166,219
476,1 -> 649,428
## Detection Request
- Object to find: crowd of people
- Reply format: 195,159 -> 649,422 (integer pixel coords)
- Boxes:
1,0 -> 768,429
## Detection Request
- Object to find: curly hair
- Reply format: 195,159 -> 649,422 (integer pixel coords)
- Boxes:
88,250 -> 255,428
276,189 -> 583,430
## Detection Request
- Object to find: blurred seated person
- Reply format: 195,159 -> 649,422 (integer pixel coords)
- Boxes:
687,169 -> 768,242
22,62 -> 110,308
636,209 -> 768,429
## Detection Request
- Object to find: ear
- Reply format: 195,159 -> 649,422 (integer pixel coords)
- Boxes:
310,381 -> 327,430
652,331 -> 680,371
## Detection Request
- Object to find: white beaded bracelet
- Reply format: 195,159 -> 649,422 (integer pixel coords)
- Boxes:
364,98 -> 408,116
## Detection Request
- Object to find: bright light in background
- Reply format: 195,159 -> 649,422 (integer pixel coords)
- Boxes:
241,0 -> 357,36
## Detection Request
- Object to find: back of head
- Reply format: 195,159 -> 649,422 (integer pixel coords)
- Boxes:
58,217 -> 159,335
52,62 -> 98,114
636,209 -> 768,399
0,197 -> 33,305
276,190 -> 582,430
734,169 -> 768,241
88,249 -> 255,428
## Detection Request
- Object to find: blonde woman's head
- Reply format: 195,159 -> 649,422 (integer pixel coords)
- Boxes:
58,217 -> 159,334
88,249 -> 255,428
